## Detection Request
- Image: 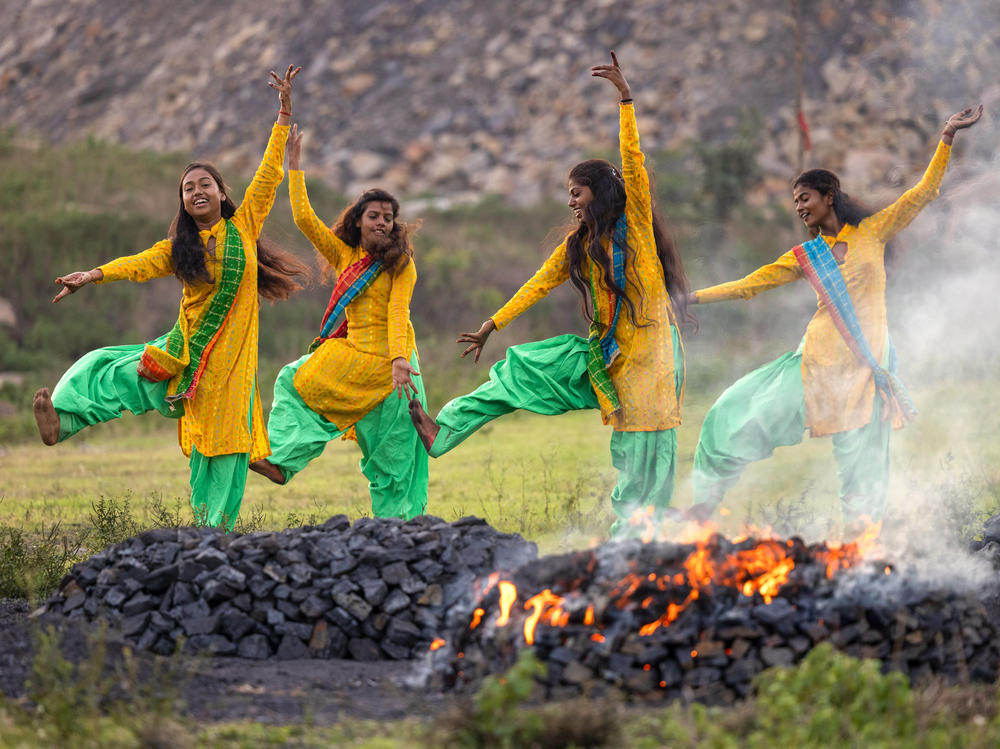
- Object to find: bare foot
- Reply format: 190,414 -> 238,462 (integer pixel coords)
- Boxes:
249,459 -> 286,485
33,387 -> 59,446
408,398 -> 439,454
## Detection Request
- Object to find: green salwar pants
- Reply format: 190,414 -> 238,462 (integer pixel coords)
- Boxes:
50,337 -> 250,530
430,331 -> 684,535
691,350 -> 891,524
266,351 -> 429,520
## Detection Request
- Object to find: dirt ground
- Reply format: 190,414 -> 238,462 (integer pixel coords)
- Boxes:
0,598 -> 451,725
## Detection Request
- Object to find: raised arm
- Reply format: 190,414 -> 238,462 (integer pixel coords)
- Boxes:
866,104 -> 982,244
287,125 -> 354,269
51,240 -> 175,303
233,64 -> 300,241
592,51 -> 652,227
691,249 -> 803,305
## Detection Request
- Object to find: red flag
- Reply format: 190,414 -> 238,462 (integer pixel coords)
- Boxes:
797,110 -> 812,151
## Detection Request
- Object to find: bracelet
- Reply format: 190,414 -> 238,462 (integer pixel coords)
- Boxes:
278,109 -> 291,117
620,98 -> 634,104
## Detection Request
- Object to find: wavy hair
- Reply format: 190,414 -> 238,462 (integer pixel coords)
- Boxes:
565,159 -> 693,329
170,162 -> 309,301
331,188 -> 414,275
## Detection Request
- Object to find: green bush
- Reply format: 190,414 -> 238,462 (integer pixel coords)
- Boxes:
0,523 -> 85,600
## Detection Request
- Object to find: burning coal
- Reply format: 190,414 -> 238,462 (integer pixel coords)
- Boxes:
427,527 -> 1000,704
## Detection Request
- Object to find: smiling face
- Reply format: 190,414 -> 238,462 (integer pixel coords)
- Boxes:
792,184 -> 834,232
181,167 -> 225,228
567,180 -> 595,224
356,200 -> 396,252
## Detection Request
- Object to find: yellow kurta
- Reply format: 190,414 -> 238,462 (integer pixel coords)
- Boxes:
96,123 -> 290,460
695,140 -> 951,437
491,102 -> 683,432
288,171 -> 418,430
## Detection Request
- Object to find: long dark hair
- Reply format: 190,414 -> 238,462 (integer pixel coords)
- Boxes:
170,162 -> 309,301
565,159 -> 693,329
332,188 -> 414,275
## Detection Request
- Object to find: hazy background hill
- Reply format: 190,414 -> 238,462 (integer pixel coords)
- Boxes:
0,0 -> 998,442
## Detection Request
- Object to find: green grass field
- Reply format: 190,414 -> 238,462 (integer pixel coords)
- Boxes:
2,378 -> 997,555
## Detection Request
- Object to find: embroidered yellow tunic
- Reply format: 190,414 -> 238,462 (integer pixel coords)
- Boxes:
95,123 -> 290,460
695,141 -> 951,437
288,171 -> 418,430
490,102 -> 683,432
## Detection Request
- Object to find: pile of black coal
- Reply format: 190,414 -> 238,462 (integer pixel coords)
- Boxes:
426,533 -> 1000,704
37,515 -> 536,660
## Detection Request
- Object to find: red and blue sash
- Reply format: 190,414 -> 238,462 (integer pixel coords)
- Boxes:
793,235 -> 916,428
308,253 -> 383,352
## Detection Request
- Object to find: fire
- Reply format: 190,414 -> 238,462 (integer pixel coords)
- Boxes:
429,638 -> 446,651
470,608 -> 485,629
523,589 -> 565,645
496,581 -> 517,626
461,518 -> 884,651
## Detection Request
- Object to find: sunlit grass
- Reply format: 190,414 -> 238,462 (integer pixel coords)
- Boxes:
2,378 -> 997,555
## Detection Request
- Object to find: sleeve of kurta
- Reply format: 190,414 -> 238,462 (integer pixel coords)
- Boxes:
232,123 -> 290,242
387,259 -> 417,361
95,239 -> 175,283
864,140 -> 951,244
694,249 -> 803,303
490,240 -> 571,330
619,102 -> 654,237
288,170 -> 354,270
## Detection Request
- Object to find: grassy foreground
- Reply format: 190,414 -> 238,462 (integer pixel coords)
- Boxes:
2,377 -> 999,553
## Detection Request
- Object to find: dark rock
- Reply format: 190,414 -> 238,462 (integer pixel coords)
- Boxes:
347,637 -> 381,661
237,634 -> 272,660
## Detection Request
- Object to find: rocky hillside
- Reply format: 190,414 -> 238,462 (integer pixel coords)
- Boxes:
1,0 -> 997,206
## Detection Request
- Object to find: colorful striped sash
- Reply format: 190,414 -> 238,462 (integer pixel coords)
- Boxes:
793,235 -> 916,428
308,253 -> 383,353
140,219 -> 246,405
585,214 -> 628,413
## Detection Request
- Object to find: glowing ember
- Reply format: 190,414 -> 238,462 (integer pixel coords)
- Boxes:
496,581 -> 517,626
470,608 -> 485,629
429,638 -> 446,651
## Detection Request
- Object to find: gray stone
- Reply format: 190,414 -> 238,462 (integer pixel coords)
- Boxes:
122,592 -> 158,617
333,592 -> 373,621
220,610 -> 257,641
300,595 -> 331,619
382,589 -> 411,615
237,634 -> 272,660
182,615 -> 219,637
360,578 -> 388,607
276,633 -> 311,659
186,634 -> 237,655
347,637 -> 381,661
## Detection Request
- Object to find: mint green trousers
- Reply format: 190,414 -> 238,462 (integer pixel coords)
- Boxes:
266,351 -> 429,520
430,331 -> 684,535
691,350 -> 891,524
51,338 -> 250,530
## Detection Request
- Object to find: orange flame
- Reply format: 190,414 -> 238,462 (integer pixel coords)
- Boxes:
496,581 -> 517,626
523,589 -> 565,645
429,638 -> 446,651
470,607 -> 485,629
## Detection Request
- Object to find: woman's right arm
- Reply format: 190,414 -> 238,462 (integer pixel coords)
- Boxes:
457,240 -> 571,361
691,249 -> 802,304
287,124 -> 353,269
52,240 -> 174,303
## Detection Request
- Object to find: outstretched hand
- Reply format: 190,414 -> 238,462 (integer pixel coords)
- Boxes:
288,123 -> 304,170
392,357 -> 421,400
591,50 -> 632,101
946,104 -> 983,132
269,64 -> 301,118
52,269 -> 102,303
457,319 -> 496,363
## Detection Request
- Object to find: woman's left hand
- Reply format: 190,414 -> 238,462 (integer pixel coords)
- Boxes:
946,104 -> 984,132
392,357 -> 421,400
591,50 -> 632,101
269,64 -> 301,118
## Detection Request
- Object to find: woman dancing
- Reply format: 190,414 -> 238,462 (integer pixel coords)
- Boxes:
409,52 -> 693,535
32,65 -> 308,529
248,124 -> 428,520
687,104 -> 983,530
